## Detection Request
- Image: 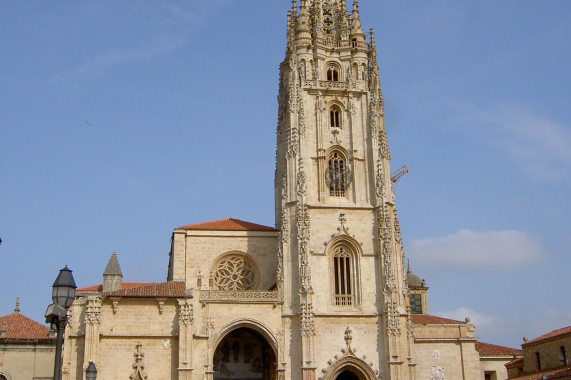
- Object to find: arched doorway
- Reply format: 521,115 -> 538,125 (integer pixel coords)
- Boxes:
213,327 -> 276,380
335,369 -> 360,380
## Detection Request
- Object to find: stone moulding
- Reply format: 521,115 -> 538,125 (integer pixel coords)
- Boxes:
302,80 -> 366,91
199,290 -> 281,304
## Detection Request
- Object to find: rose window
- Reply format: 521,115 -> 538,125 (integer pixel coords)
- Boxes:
214,255 -> 256,290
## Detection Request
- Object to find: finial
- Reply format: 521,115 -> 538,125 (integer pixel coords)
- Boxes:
523,336 -> 529,343
407,259 -> 411,274
465,317 -> 470,323
14,296 -> 20,314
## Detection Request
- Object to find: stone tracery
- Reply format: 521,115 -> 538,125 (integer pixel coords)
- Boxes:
213,255 -> 256,291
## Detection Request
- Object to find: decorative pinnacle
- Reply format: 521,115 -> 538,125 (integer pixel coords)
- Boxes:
14,296 -> 20,314
370,28 -> 376,47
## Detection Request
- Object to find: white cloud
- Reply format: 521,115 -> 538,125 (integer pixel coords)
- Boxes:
438,307 -> 499,330
408,229 -> 546,269
471,106 -> 571,185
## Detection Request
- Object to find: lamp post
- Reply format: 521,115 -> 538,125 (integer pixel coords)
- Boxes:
86,361 -> 97,380
45,266 -> 77,380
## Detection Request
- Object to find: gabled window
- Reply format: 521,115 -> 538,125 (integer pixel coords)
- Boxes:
333,245 -> 354,305
330,105 -> 341,128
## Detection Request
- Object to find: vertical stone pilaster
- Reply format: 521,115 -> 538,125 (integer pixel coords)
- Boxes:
83,296 -> 102,373
178,299 -> 194,380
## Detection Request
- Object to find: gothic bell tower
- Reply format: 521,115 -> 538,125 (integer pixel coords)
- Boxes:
275,1 -> 416,379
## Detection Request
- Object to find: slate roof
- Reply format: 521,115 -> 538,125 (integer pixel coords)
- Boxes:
524,326 -> 571,346
411,314 -> 464,325
0,312 -> 52,342
177,218 -> 278,232
475,341 -> 522,356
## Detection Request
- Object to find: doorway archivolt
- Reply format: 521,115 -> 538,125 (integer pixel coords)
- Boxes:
323,356 -> 377,380
212,319 -> 278,380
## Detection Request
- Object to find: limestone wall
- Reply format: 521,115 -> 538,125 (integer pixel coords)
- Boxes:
0,342 -> 55,380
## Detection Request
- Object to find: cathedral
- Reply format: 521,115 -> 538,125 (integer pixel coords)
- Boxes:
63,1 -> 520,379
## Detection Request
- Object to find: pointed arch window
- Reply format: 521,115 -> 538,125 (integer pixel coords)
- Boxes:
332,245 -> 355,306
330,105 -> 341,128
326,151 -> 349,197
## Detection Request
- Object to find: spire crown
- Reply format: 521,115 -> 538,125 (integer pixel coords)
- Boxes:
104,252 -> 122,276
14,296 -> 20,314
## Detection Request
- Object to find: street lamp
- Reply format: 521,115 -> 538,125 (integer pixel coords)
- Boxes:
45,266 -> 77,380
86,361 -> 97,380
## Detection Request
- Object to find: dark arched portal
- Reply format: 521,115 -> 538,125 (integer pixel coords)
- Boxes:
213,327 -> 276,380
335,369 -> 361,380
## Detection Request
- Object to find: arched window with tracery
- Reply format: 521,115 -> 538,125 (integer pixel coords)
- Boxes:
327,64 -> 340,81
326,151 -> 349,197
330,105 -> 341,128
333,245 -> 355,306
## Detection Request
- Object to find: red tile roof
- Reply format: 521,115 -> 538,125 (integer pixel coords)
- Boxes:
0,312 -> 52,341
507,365 -> 571,379
177,218 -> 278,232
506,357 -> 525,368
77,282 -> 150,292
102,281 -> 186,297
524,326 -> 571,346
476,341 -> 522,356
411,314 -> 464,325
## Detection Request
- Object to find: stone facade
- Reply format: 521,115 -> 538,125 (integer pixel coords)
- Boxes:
506,326 -> 571,379
61,2 -> 522,380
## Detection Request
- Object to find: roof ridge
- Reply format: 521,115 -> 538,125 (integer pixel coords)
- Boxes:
177,217 -> 277,232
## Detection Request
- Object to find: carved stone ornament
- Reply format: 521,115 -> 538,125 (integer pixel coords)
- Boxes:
300,299 -> 316,337
287,127 -> 299,158
129,341 -> 148,380
348,96 -> 356,114
406,305 -> 415,338
316,93 -> 325,112
85,297 -> 102,325
296,203 -> 311,288
375,158 -> 385,197
178,300 -> 193,326
430,366 -> 445,380
298,95 -> 306,135
318,326 -> 379,380
386,300 -> 401,336
206,316 -> 215,332
378,205 -> 395,291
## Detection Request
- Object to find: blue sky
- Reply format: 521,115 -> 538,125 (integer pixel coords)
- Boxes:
0,1 -> 569,349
